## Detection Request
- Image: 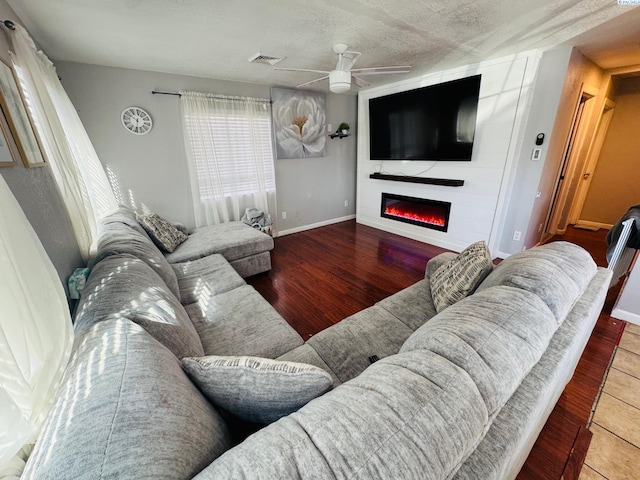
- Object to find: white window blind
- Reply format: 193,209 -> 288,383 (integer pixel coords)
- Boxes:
181,92 -> 276,226
184,111 -> 275,199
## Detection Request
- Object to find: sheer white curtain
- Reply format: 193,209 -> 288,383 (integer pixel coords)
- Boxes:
0,174 -> 73,478
180,92 -> 276,227
9,25 -> 117,260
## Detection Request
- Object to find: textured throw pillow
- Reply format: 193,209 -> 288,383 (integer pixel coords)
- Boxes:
136,212 -> 188,253
182,355 -> 333,424
430,240 -> 493,313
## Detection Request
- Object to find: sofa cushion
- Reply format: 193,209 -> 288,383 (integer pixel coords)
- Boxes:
453,267 -> 611,480
194,349 -> 488,480
91,218 -> 181,300
476,241 -> 597,323
229,250 -> 272,278
164,221 -> 274,264
99,204 -> 148,236
136,212 -> 188,253
22,319 -> 231,480
185,285 -> 303,358
401,285 -> 557,417
376,279 -> 438,330
183,356 -> 333,424
430,240 -> 493,313
307,306 -> 414,383
172,254 -> 246,305
277,344 -> 341,387
75,254 -> 204,359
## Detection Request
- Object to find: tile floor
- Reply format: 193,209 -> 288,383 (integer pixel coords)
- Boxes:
581,322 -> 640,479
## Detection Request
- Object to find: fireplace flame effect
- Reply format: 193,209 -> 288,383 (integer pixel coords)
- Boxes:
384,206 -> 446,227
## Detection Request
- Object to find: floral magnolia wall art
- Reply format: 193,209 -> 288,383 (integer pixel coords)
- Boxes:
271,87 -> 326,159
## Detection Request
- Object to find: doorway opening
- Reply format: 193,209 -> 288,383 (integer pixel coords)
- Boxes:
543,86 -> 598,238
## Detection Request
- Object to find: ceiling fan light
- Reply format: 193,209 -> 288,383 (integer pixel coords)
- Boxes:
329,70 -> 351,93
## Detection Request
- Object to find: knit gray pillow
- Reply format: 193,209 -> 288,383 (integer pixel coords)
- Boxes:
182,355 -> 333,424
136,212 -> 188,253
430,240 -> 493,313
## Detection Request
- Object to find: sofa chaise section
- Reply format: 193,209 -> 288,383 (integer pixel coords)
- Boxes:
164,220 -> 274,278
96,208 -> 274,279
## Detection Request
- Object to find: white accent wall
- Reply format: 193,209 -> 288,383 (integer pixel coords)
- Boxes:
357,52 -> 542,254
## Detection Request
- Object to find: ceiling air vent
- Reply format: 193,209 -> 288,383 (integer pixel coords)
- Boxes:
248,53 -> 285,66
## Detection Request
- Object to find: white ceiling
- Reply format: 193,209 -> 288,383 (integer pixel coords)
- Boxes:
7,0 -> 640,93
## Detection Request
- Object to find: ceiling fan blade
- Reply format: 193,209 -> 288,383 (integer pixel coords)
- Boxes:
296,75 -> 329,88
350,66 -> 412,75
339,51 -> 361,71
352,75 -> 370,88
274,67 -> 331,74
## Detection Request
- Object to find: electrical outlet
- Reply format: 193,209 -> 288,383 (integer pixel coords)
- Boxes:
538,223 -> 544,233
327,123 -> 332,133
344,200 -> 349,207
282,211 -> 287,220
513,230 -> 521,241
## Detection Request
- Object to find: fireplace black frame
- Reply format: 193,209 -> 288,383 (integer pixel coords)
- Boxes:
380,193 -> 451,232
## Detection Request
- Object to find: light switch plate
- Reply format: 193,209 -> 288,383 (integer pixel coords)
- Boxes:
531,148 -> 542,161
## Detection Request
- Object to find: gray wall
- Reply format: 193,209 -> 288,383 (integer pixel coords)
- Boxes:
497,46 -> 573,255
56,62 -> 358,233
0,4 -> 83,293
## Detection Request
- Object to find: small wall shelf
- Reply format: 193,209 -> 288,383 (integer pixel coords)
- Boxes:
369,172 -> 464,187
329,132 -> 350,139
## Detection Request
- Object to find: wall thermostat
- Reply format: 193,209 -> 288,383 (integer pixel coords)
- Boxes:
531,148 -> 542,161
535,133 -> 545,145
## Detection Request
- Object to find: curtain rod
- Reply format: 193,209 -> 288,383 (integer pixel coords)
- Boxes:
152,90 -> 271,103
152,90 -> 181,97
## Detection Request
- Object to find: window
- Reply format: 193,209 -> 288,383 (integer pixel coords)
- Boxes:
184,109 -> 275,199
181,92 -> 276,226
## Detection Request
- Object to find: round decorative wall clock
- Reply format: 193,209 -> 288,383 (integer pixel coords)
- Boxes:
121,106 -> 153,135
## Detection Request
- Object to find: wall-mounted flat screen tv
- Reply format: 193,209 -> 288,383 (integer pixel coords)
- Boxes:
369,74 -> 481,161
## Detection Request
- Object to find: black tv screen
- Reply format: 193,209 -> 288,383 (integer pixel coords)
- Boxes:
369,75 -> 481,161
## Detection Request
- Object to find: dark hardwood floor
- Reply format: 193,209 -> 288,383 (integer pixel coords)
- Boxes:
247,221 -> 624,479
248,220 -> 447,339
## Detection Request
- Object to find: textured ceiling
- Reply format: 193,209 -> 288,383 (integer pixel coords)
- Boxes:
7,0 -> 640,93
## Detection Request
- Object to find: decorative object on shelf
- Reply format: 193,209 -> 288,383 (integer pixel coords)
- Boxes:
271,87 -> 326,159
121,106 -> 153,135
0,59 -> 46,167
329,121 -> 351,139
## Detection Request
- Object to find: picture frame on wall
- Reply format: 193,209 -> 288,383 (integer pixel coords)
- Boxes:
0,104 -> 18,168
271,87 -> 326,159
0,59 -> 46,167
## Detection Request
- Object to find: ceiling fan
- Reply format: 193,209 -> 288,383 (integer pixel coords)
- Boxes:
274,44 -> 411,94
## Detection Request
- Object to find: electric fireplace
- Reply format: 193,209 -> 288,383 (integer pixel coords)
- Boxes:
381,193 -> 451,232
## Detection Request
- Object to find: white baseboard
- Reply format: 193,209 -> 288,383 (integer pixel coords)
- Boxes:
276,214 -> 356,237
495,250 -> 513,260
574,220 -> 614,231
611,307 -> 640,326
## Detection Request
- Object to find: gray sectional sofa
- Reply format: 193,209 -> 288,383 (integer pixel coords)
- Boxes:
21,210 -> 612,480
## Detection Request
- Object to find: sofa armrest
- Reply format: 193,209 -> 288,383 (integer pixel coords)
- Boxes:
425,252 -> 457,279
